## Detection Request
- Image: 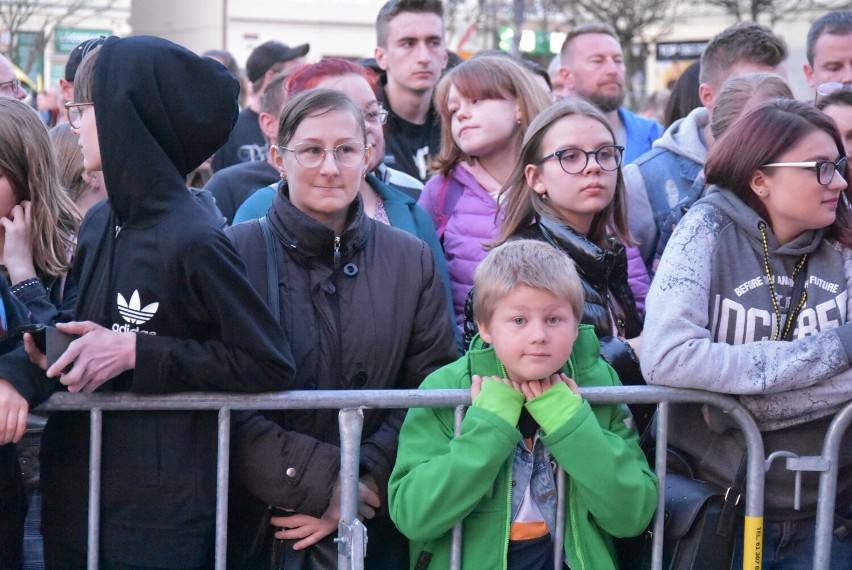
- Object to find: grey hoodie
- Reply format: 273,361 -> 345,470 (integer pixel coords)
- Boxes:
642,186 -> 852,518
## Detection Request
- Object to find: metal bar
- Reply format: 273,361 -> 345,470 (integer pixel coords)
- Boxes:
813,401 -> 852,569
88,408 -> 102,570
554,466 -> 566,569
39,387 -> 774,570
652,402 -> 669,570
728,406 -> 766,570
215,408 -> 231,570
337,408 -> 365,570
450,405 -> 465,570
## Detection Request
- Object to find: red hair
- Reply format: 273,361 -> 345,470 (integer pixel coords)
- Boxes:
285,59 -> 379,99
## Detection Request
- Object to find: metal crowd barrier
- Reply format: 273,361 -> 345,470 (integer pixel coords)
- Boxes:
35,386 -> 774,570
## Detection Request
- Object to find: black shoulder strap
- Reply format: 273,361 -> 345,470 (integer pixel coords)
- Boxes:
258,216 -> 280,326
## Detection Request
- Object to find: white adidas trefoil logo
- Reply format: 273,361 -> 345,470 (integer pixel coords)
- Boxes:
117,290 -> 159,325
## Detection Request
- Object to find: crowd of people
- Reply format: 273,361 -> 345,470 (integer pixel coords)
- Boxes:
0,0 -> 850,568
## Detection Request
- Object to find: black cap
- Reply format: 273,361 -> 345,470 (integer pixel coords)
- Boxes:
64,37 -> 107,82
245,41 -> 309,83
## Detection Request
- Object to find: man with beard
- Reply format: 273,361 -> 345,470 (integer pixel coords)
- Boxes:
558,23 -> 663,164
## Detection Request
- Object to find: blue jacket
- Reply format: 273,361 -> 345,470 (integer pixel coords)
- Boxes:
619,107 -> 664,165
623,107 -> 709,268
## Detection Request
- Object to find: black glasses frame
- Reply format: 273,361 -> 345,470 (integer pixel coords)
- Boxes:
535,145 -> 625,174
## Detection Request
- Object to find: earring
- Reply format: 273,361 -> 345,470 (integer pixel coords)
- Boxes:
517,118 -> 521,125
279,171 -> 286,181
541,191 -> 549,201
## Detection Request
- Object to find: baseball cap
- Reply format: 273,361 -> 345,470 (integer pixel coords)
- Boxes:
245,41 -> 309,83
64,37 -> 108,82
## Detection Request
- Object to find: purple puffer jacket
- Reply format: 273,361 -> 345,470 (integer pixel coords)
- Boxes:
626,243 -> 649,319
419,164 -> 503,331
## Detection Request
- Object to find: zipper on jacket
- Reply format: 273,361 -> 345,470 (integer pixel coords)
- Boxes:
115,224 -> 123,239
568,477 -> 586,570
333,236 -> 341,270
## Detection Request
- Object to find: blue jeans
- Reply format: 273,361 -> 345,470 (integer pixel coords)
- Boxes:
732,506 -> 852,569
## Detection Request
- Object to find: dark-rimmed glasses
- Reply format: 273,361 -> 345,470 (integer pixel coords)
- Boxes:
364,103 -> 388,125
65,101 -> 94,129
278,142 -> 369,168
761,156 -> 848,186
535,145 -> 624,174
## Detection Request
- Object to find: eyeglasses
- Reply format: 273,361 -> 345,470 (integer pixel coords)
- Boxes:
761,156 -> 848,186
535,145 -> 624,174
64,101 -> 94,129
815,82 -> 852,101
278,142 -> 369,168
364,104 -> 388,125
0,78 -> 23,96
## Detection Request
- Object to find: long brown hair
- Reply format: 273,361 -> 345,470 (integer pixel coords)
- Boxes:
431,55 -> 551,176
0,98 -> 80,279
496,97 -> 633,249
705,98 -> 852,248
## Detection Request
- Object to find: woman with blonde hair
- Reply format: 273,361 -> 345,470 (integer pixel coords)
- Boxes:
418,54 -> 551,332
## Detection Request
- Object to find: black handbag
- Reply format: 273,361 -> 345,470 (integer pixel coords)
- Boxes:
617,448 -> 745,570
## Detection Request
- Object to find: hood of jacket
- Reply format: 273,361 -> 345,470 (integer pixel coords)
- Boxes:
700,186 -> 824,257
651,106 -> 710,165
95,36 -> 239,227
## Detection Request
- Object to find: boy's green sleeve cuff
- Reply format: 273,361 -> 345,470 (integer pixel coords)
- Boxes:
472,380 -> 524,426
525,383 -> 582,434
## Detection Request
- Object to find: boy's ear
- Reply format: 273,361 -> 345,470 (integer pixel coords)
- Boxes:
476,320 -> 492,344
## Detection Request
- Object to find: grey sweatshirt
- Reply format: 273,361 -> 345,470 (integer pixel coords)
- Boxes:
642,186 -> 852,518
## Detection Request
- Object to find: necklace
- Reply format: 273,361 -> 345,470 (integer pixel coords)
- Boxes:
758,222 -> 808,341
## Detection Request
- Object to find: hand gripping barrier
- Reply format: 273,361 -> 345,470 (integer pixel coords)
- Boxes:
36,386 -> 773,570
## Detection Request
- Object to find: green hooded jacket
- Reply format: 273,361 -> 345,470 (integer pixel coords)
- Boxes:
389,325 -> 658,569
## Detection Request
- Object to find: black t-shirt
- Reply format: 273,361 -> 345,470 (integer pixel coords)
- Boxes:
379,83 -> 442,182
210,108 -> 266,172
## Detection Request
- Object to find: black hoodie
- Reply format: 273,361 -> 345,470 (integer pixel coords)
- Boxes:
27,36 -> 295,566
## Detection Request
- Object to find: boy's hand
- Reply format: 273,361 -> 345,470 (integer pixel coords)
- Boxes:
471,374 -> 520,401
48,321 -> 136,393
520,373 -> 578,402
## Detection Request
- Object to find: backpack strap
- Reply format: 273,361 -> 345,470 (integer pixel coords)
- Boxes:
258,216 -> 280,326
435,175 -> 464,241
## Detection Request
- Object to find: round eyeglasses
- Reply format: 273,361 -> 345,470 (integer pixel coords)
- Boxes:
65,101 -> 94,129
363,104 -> 389,125
761,156 -> 848,186
535,145 -> 624,174
278,142 -> 369,168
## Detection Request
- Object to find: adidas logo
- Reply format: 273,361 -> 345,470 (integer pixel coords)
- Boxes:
117,290 -> 159,325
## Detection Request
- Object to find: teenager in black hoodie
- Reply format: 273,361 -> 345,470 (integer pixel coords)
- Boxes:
0,36 -> 296,568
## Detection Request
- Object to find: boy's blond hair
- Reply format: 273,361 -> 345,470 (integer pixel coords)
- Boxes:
473,240 -> 585,328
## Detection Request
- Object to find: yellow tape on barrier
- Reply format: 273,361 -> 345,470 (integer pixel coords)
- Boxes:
743,516 -> 763,570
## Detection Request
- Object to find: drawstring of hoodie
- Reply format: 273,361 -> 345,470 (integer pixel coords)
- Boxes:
758,221 -> 808,341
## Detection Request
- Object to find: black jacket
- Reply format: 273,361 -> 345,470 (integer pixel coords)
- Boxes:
0,36 -> 295,568
225,187 -> 457,563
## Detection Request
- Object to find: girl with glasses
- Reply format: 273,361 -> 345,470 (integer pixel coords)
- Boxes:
465,97 -> 651,434
643,98 -> 852,568
225,89 -> 457,569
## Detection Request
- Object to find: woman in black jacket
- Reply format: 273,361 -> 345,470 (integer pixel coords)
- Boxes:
464,97 -> 650,434
226,89 -> 457,569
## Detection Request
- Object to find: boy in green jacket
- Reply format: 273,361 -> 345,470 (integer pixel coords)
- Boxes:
389,240 -> 657,569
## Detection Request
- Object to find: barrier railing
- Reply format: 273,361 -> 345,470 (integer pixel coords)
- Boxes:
35,386 -> 772,570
